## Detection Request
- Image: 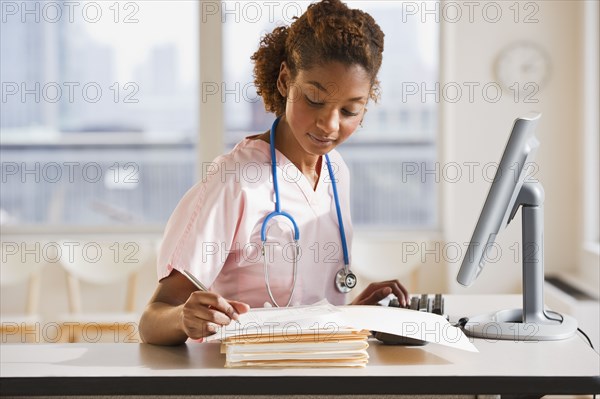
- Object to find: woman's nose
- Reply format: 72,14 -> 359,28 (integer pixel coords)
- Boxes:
316,109 -> 339,135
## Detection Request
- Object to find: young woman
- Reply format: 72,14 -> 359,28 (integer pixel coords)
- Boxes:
139,0 -> 409,346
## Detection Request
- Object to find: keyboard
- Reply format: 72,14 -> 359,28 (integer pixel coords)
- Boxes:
392,293 -> 446,316
373,293 -> 447,346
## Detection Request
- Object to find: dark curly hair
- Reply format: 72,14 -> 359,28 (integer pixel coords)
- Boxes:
251,0 -> 384,116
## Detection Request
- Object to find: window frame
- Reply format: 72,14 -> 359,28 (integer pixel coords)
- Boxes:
2,1 -> 443,238
579,0 -> 600,286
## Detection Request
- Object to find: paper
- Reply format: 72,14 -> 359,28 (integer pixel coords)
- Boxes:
211,300 -> 371,367
207,300 -> 346,341
207,301 -> 478,353
339,305 -> 477,352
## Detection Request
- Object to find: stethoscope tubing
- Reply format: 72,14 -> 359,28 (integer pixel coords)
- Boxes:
261,117 -> 353,306
325,154 -> 350,270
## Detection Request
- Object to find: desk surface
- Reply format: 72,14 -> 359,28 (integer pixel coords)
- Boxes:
1,295 -> 599,396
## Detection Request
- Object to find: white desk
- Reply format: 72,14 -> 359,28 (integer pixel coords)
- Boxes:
1,295 -> 599,396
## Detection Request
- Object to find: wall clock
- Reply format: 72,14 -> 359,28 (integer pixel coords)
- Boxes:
495,41 -> 551,97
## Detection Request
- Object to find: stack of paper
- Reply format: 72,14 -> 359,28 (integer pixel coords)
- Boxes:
221,328 -> 371,368
207,300 -> 478,368
209,300 -> 370,368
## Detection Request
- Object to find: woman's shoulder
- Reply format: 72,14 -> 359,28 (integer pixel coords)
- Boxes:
218,136 -> 270,164
199,137 -> 272,187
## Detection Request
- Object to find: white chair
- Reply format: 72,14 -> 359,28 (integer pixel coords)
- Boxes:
0,242 -> 46,343
57,239 -> 155,343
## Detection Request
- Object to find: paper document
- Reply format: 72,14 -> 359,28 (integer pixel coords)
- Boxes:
339,305 -> 477,352
207,300 -> 477,353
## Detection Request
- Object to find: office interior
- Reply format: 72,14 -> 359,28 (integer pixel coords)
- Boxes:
1,0 -> 598,352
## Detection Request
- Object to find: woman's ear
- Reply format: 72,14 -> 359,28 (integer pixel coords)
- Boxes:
277,62 -> 290,98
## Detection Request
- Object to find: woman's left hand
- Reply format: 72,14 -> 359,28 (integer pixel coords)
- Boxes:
350,280 -> 410,307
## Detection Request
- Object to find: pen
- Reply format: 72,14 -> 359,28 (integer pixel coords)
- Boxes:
182,270 -> 240,324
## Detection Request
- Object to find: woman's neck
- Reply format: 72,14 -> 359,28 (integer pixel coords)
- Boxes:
260,116 -> 322,188
277,117 -> 322,189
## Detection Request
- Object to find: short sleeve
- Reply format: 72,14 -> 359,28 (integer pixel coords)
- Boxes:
156,165 -> 244,287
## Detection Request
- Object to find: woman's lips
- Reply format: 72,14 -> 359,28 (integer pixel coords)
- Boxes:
307,132 -> 334,146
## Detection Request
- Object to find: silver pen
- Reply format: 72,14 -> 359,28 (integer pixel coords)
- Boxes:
182,270 -> 240,324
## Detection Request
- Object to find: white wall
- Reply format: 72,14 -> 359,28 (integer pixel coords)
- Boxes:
442,1 -> 586,294
578,0 -> 600,288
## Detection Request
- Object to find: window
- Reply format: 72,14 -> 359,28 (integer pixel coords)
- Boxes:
1,1 -> 198,229
1,0 -> 440,232
222,1 -> 439,230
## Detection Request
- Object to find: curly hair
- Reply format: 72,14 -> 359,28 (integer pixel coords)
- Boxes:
251,0 -> 384,116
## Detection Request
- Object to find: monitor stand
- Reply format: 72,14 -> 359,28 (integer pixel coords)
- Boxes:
463,182 -> 578,341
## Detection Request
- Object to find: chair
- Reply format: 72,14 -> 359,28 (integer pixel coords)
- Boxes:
57,239 -> 155,343
0,242 -> 46,343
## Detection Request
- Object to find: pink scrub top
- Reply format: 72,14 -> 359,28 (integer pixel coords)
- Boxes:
157,136 -> 353,308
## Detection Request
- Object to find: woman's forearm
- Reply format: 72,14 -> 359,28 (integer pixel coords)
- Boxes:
139,302 -> 188,345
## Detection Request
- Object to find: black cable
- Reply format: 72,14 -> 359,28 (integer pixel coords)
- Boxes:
576,327 -> 595,351
457,311 -> 596,397
543,309 -> 564,322
456,311 -> 597,356
544,310 -> 596,351
453,317 -> 469,329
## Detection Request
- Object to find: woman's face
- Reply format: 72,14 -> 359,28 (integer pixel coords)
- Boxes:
279,61 -> 371,156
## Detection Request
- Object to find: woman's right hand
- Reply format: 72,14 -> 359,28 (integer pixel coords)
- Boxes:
180,291 -> 250,340
139,269 -> 251,345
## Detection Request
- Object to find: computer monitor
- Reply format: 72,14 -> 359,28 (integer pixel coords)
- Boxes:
457,112 -> 578,341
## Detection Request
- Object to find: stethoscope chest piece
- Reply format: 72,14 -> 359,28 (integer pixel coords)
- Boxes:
335,268 -> 357,293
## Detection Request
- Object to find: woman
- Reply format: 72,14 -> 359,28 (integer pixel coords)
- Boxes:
139,0 -> 409,346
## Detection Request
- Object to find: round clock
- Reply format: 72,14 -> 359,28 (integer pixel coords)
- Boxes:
494,41 -> 551,95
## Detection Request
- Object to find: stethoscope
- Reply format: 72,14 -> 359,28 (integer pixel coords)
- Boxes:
261,117 -> 357,307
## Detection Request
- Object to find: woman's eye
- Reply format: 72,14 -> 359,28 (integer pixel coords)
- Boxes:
305,96 -> 323,106
305,95 -> 360,117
